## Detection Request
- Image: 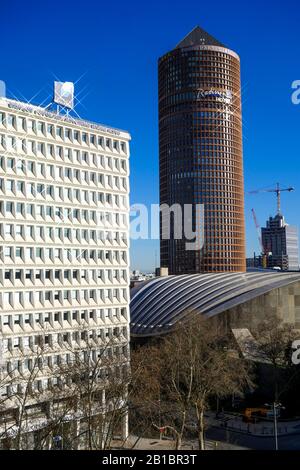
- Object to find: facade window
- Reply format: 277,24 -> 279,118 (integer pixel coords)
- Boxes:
56,126 -> 63,138
7,115 -> 15,128
27,120 -> 35,133
65,128 -> 72,140
37,121 -> 44,134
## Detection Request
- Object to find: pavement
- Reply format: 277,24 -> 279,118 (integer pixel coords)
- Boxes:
111,411 -> 300,451
114,424 -> 300,450
115,435 -> 248,451
114,412 -> 300,451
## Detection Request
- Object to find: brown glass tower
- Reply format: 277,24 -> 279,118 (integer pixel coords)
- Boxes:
159,26 -> 246,274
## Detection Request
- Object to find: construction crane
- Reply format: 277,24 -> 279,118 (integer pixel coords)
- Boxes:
251,208 -> 268,268
248,183 -> 295,215
251,209 -> 263,253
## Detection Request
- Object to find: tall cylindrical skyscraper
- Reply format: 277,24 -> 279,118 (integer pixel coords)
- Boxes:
159,26 -> 246,274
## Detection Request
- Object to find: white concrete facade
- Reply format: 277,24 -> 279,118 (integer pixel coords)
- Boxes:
0,97 -> 130,411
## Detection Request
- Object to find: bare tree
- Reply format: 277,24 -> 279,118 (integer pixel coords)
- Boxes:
253,314 -> 299,402
130,343 -> 174,446
0,345 -> 78,450
131,314 -> 252,450
0,332 -> 130,450
56,334 -> 130,450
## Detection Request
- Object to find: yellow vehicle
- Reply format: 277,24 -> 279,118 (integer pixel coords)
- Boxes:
243,407 -> 268,423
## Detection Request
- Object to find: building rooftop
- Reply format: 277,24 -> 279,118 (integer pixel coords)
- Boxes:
0,97 -> 130,139
175,25 -> 226,49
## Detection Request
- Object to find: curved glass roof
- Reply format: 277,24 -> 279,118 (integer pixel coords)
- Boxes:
130,272 -> 300,336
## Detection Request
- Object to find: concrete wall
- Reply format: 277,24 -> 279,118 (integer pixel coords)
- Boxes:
217,280 -> 300,331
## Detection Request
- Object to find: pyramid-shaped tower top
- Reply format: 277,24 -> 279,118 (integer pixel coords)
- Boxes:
175,26 -> 225,49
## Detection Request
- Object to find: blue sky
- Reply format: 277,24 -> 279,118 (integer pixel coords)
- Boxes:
1,0 -> 300,271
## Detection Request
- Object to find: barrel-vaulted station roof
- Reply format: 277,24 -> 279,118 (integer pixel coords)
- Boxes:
130,272 -> 300,337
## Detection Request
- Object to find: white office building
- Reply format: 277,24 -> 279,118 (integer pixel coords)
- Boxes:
0,96 -> 130,447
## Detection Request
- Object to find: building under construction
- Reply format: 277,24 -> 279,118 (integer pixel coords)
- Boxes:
262,214 -> 299,271
250,184 -> 299,272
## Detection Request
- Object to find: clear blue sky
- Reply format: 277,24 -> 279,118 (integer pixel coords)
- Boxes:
2,0 -> 300,271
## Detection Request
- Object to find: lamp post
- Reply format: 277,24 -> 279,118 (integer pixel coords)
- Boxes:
273,402 -> 278,451
265,402 -> 283,451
